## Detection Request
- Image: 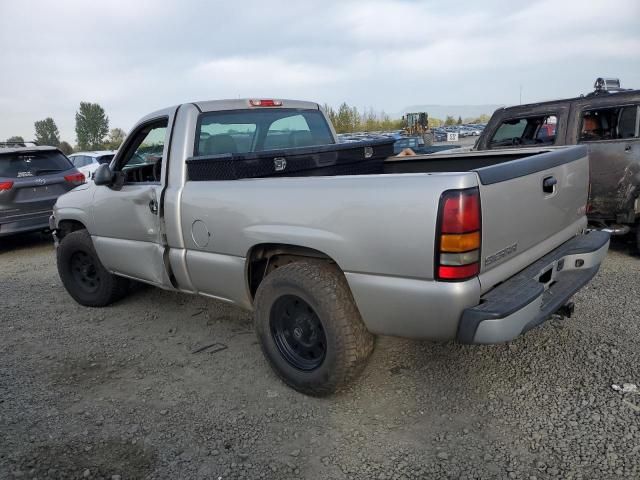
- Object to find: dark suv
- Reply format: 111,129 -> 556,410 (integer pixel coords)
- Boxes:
475,78 -> 640,248
0,143 -> 85,237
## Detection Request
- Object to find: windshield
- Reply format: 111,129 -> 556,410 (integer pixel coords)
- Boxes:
196,108 -> 334,156
0,150 -> 73,178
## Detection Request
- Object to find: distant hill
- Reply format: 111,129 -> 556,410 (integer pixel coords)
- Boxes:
400,104 -> 505,120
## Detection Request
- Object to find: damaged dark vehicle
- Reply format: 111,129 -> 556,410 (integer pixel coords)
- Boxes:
476,78 -> 640,249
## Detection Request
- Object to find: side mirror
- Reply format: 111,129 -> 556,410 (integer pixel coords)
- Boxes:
93,164 -> 113,186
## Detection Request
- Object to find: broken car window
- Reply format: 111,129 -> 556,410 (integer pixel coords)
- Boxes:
489,115 -> 558,148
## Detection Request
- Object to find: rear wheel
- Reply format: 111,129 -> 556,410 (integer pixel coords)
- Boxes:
254,261 -> 374,396
57,229 -> 129,307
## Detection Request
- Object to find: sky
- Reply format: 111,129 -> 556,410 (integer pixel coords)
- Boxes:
1,0 -> 639,143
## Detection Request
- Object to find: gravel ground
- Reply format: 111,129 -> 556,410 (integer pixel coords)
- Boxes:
1,233 -> 639,479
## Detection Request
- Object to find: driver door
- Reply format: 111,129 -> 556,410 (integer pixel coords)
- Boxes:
91,117 -> 170,285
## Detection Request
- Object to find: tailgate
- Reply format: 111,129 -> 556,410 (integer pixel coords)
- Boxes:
475,146 -> 589,292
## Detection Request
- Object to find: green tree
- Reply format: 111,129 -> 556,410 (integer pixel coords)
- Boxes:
322,103 -> 406,134
444,115 -> 456,126
350,106 -> 361,132
457,116 -> 463,125
34,117 -> 60,146
6,135 -> 25,144
105,128 -> 127,150
75,102 -> 109,150
335,102 -> 353,133
380,112 -> 394,131
363,108 -> 378,132
58,141 -> 73,155
464,114 -> 491,124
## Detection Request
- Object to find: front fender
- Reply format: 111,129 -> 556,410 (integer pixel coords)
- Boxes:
53,185 -> 95,232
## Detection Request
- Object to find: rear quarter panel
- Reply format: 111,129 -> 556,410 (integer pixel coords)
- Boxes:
177,172 -> 478,305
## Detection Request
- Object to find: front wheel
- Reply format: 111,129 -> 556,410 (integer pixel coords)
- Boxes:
253,261 -> 374,396
57,229 -> 129,307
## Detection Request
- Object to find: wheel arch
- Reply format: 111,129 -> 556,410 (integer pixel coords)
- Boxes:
57,219 -> 87,239
245,243 -> 342,300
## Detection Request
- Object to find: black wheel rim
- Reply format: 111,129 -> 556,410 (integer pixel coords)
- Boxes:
70,251 -> 100,294
270,295 -> 327,371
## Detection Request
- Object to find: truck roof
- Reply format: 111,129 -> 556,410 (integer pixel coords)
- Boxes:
140,98 -> 322,124
194,98 -> 321,113
497,88 -> 640,115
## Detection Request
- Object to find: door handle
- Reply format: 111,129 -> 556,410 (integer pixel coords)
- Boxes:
149,199 -> 158,214
543,176 -> 557,194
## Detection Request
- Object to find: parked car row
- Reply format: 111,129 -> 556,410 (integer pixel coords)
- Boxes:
338,131 -> 460,154
432,123 -> 487,140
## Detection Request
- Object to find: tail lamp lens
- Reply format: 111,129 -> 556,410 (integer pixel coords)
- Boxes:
0,181 -> 14,191
436,188 -> 481,281
64,172 -> 86,185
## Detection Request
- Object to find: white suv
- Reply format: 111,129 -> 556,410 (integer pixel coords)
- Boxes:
68,151 -> 116,180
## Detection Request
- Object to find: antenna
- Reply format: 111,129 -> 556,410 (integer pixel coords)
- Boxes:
519,84 -> 522,105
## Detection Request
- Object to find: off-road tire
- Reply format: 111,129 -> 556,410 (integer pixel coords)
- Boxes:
57,229 -> 129,307
254,260 -> 374,396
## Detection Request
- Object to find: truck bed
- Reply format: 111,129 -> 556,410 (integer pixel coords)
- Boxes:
383,147 -> 556,176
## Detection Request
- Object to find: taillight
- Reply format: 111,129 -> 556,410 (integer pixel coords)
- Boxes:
249,99 -> 282,107
436,188 -> 481,281
0,181 -> 14,191
64,172 -> 86,186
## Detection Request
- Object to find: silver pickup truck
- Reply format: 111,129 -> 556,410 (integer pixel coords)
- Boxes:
50,99 -> 610,395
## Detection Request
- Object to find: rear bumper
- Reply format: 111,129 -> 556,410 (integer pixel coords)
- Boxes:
0,211 -> 52,237
457,230 -> 610,344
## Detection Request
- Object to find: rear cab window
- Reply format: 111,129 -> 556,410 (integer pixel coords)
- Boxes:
0,150 -> 73,178
489,114 -> 558,149
579,104 -> 639,142
196,109 -> 334,156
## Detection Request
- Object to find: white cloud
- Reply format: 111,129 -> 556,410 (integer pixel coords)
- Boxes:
190,56 -> 344,91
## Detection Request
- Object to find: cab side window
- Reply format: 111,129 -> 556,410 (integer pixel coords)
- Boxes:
116,120 -> 168,183
489,115 -> 558,148
579,105 -> 639,142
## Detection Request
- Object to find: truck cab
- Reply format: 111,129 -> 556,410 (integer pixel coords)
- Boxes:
476,78 -> 640,245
